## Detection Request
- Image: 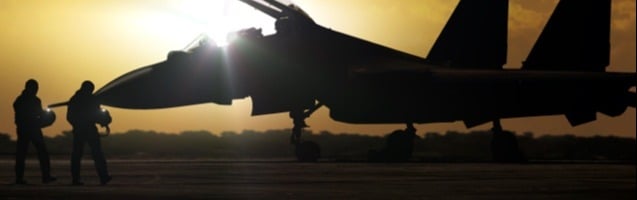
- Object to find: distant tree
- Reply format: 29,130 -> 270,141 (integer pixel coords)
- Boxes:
0,129 -> 633,161
0,132 -> 15,155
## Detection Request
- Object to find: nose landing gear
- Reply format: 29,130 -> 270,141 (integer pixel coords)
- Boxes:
289,103 -> 323,162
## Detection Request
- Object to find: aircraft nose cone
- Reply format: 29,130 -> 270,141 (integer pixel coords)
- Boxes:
95,63 -> 158,108
95,58 -> 232,109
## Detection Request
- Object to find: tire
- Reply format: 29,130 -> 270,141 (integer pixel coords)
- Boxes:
295,141 -> 321,162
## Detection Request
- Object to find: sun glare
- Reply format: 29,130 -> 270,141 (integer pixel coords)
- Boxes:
177,0 -> 276,46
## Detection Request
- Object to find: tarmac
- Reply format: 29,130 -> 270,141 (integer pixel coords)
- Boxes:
1,159 -> 635,199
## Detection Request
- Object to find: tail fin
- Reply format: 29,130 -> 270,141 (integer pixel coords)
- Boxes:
426,0 -> 508,69
523,0 -> 611,71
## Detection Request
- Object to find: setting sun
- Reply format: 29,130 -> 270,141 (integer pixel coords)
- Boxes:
141,0 -> 277,47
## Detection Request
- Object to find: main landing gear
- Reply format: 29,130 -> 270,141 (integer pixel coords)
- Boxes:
289,103 -> 323,162
490,120 -> 527,163
368,123 -> 417,162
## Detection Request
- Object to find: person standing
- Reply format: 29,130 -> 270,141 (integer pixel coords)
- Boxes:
13,79 -> 56,184
67,80 -> 111,185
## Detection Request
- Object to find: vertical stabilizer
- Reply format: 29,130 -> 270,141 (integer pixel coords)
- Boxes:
523,0 -> 611,71
426,0 -> 509,69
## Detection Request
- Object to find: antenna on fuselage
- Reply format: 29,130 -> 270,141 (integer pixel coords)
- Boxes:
238,0 -> 314,22
237,0 -> 284,19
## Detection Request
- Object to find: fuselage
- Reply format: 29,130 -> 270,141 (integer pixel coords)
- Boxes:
95,20 -> 635,127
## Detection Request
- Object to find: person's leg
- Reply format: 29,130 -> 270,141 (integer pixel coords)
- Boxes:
14,130 -> 29,184
86,130 -> 110,184
71,130 -> 85,184
30,129 -> 55,183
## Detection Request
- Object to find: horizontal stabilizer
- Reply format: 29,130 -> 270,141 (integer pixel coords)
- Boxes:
426,0 -> 508,69
523,0 -> 610,71
628,92 -> 636,108
599,91 -> 635,116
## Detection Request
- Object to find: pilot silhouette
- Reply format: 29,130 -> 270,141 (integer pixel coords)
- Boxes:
13,79 -> 57,185
67,81 -> 112,185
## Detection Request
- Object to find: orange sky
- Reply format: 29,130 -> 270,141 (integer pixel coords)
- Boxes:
0,0 -> 635,139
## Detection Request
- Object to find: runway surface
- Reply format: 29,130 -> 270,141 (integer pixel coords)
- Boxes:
1,159 -> 634,199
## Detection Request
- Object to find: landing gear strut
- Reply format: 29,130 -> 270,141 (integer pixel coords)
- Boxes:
490,120 -> 527,163
290,103 -> 323,162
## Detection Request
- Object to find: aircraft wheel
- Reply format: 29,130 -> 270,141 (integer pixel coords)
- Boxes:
491,130 -> 527,163
295,141 -> 321,162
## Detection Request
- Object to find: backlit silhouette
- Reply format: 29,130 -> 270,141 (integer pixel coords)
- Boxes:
68,0 -> 635,162
67,81 -> 112,185
13,79 -> 57,184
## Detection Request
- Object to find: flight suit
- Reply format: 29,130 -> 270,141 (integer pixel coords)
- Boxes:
67,88 -> 110,184
13,90 -> 53,183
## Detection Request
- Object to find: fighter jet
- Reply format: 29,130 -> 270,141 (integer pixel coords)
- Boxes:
90,0 -> 635,161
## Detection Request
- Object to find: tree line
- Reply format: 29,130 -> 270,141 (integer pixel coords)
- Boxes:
0,129 -> 634,162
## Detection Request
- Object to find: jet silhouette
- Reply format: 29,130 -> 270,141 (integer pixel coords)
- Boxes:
86,0 -> 635,161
